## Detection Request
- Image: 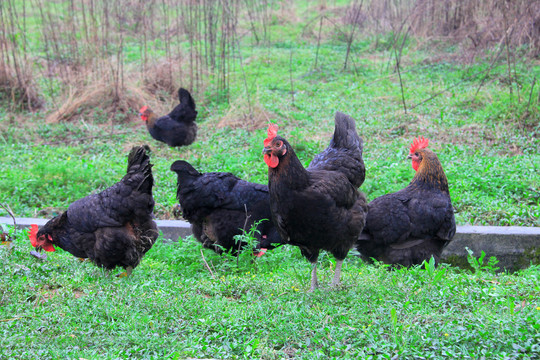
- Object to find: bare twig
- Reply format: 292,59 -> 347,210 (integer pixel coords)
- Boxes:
0,316 -> 30,322
410,66 -> 495,110
237,204 -> 251,266
0,203 -> 17,230
502,4 -> 513,98
343,0 -> 364,71
526,76 -> 536,113
289,49 -> 295,106
394,44 -> 407,114
314,16 -> 323,69
474,22 -> 518,99
200,249 -> 216,279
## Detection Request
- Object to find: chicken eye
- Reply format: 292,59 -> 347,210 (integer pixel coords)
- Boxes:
276,140 -> 283,147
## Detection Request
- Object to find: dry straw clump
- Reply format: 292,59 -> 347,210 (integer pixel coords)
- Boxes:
218,94 -> 275,131
45,82 -> 158,124
143,58 -> 187,98
0,64 -> 43,111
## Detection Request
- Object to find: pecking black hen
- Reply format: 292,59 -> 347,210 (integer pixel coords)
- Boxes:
170,160 -> 284,255
29,146 -> 159,276
139,87 -> 198,147
263,112 -> 368,291
356,136 -> 456,267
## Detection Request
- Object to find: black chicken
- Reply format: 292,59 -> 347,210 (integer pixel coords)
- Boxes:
139,87 -> 198,147
170,160 -> 284,254
263,112 -> 367,291
29,146 -> 158,276
356,136 -> 456,266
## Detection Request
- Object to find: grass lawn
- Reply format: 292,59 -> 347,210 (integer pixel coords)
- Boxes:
1,228 -> 539,359
0,1 -> 539,359
1,44 -> 538,226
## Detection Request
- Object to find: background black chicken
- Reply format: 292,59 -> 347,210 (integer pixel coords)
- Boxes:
29,146 -> 158,276
263,112 -> 367,291
139,87 -> 198,147
356,137 -> 456,267
170,160 -> 284,255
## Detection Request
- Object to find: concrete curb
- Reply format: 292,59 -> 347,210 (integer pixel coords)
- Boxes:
0,217 -> 193,242
2,217 -> 539,271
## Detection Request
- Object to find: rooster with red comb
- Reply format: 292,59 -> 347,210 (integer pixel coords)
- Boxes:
356,136 -> 456,266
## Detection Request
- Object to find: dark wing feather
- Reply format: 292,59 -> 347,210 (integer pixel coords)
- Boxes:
150,117 -> 197,147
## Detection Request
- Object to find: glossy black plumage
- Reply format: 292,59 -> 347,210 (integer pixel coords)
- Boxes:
170,160 -> 284,254
356,147 -> 456,266
308,112 -> 365,188
35,146 -> 158,271
263,112 -> 367,290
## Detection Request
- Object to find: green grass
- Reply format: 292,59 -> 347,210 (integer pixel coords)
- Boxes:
1,45 -> 539,224
1,29 -> 539,225
1,2 -> 539,359
1,227 -> 539,359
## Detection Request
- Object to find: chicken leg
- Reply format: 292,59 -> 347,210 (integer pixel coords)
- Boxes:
309,262 -> 319,292
331,259 -> 343,287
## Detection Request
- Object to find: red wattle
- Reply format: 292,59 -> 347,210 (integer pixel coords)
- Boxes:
42,242 -> 56,252
264,154 -> 279,168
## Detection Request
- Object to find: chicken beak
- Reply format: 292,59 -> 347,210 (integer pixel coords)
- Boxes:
262,146 -> 271,155
406,154 -> 412,160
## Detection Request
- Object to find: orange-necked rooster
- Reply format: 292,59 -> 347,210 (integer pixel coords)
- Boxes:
263,112 -> 367,291
356,136 -> 456,266
29,146 -> 158,276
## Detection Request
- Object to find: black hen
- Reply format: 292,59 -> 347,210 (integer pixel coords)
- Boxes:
170,160 -> 284,254
29,146 -> 158,275
263,112 -> 368,291
356,137 -> 456,266
139,88 -> 198,147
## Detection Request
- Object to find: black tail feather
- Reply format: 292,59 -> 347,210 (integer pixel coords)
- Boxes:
178,88 -> 196,111
127,145 -> 153,193
331,111 -> 363,152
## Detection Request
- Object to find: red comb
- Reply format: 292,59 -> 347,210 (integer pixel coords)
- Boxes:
409,136 -> 429,154
29,224 -> 39,248
264,124 -> 278,147
139,105 -> 148,113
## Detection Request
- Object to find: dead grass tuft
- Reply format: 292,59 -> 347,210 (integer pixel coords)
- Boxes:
276,2 -> 300,25
0,64 -> 43,111
45,82 -> 160,124
218,94 -> 275,131
143,58 -> 186,98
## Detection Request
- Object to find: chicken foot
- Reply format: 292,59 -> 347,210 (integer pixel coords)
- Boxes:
116,266 -> 133,278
